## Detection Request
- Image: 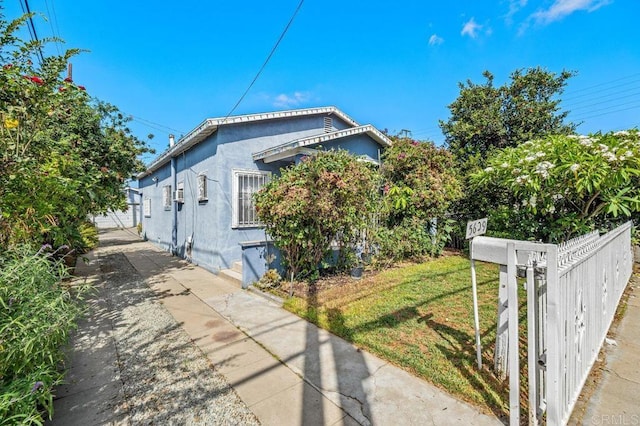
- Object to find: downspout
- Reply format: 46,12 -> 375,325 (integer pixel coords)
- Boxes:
170,135 -> 178,255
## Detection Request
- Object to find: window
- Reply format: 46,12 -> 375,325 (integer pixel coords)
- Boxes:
175,182 -> 184,203
197,174 -> 208,201
232,170 -> 270,228
163,185 -> 172,210
143,198 -> 151,217
324,117 -> 333,133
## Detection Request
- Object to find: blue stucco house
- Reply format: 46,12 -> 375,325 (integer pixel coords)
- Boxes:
136,106 -> 391,287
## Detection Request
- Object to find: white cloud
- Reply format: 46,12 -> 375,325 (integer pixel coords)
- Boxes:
428,34 -> 444,46
272,91 -> 310,108
461,17 -> 482,38
531,0 -> 611,24
506,0 -> 528,23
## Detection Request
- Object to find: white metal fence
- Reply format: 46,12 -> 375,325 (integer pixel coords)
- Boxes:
471,221 -> 634,425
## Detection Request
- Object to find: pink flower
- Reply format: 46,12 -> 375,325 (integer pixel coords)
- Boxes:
64,76 -> 73,82
398,153 -> 406,160
77,85 -> 86,91
411,141 -> 419,146
3,64 -> 13,70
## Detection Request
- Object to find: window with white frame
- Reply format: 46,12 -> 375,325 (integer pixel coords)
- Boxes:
163,185 -> 171,210
175,182 -> 184,203
143,198 -> 151,217
232,170 -> 270,228
197,174 -> 208,201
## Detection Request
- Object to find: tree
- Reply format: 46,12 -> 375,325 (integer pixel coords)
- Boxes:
440,68 -> 576,165
0,13 -> 150,250
472,131 -> 640,242
254,150 -> 380,280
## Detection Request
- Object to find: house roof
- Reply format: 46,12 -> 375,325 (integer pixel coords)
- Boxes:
137,106 -> 383,178
252,125 -> 392,163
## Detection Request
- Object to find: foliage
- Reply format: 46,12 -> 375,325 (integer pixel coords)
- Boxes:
473,131 -> 640,242
372,217 -> 455,265
78,221 -> 99,253
0,247 -> 85,423
376,136 -> 461,258
255,150 -> 380,280
440,67 -> 576,165
0,13 -> 150,250
255,269 -> 282,290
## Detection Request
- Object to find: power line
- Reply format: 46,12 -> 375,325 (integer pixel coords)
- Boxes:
43,0 -> 63,55
564,72 -> 640,98
572,104 -> 640,122
568,90 -> 640,112
20,0 -> 46,64
222,0 -> 305,122
571,101 -> 640,122
130,115 -> 185,135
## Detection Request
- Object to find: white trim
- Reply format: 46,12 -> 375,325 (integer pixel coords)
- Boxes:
231,169 -> 271,228
253,124 -> 391,163
138,106 -> 361,178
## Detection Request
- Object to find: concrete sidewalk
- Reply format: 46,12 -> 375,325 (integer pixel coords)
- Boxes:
97,228 -> 501,425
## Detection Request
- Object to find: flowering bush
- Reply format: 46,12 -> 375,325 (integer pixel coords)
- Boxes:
376,137 -> 461,259
473,131 -> 640,241
255,150 -> 380,280
0,14 -> 150,250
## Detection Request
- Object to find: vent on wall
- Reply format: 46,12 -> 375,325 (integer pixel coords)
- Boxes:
324,117 -> 333,133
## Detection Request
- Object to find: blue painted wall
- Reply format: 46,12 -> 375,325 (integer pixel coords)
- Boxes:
138,111 -> 384,284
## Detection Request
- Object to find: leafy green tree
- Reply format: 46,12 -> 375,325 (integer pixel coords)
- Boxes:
254,150 -> 380,280
440,67 -> 576,164
0,13 -> 150,250
440,67 -> 576,244
473,131 -> 640,242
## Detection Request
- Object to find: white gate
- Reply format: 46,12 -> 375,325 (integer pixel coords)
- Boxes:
471,221 -> 633,425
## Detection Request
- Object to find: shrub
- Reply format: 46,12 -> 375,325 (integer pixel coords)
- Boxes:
255,150 -> 380,280
473,131 -> 640,242
0,247 -> 85,423
378,137 -> 461,258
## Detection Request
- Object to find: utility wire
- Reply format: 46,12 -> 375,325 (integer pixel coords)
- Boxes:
222,0 -> 305,122
43,0 -> 63,55
21,0 -> 46,64
564,73 -> 640,98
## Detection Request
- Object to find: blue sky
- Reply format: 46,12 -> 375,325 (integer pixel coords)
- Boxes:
3,0 -> 639,163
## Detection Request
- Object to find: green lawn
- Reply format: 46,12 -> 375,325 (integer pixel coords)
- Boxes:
282,255 -> 511,419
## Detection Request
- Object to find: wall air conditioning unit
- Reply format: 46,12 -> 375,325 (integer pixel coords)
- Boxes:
174,188 -> 184,203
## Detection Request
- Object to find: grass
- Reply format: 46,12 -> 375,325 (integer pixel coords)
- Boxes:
281,254 -> 513,419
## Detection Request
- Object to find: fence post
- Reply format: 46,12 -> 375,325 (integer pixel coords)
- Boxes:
507,242 -> 520,426
526,262 -> 538,425
546,245 -> 560,425
494,264 -> 509,380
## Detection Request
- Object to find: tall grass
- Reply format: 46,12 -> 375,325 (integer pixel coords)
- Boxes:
0,246 -> 85,424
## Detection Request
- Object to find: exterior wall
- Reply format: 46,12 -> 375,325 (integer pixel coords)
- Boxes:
240,241 -> 282,288
93,208 -> 138,228
139,162 -> 173,251
92,188 -> 141,229
137,111 -> 385,282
